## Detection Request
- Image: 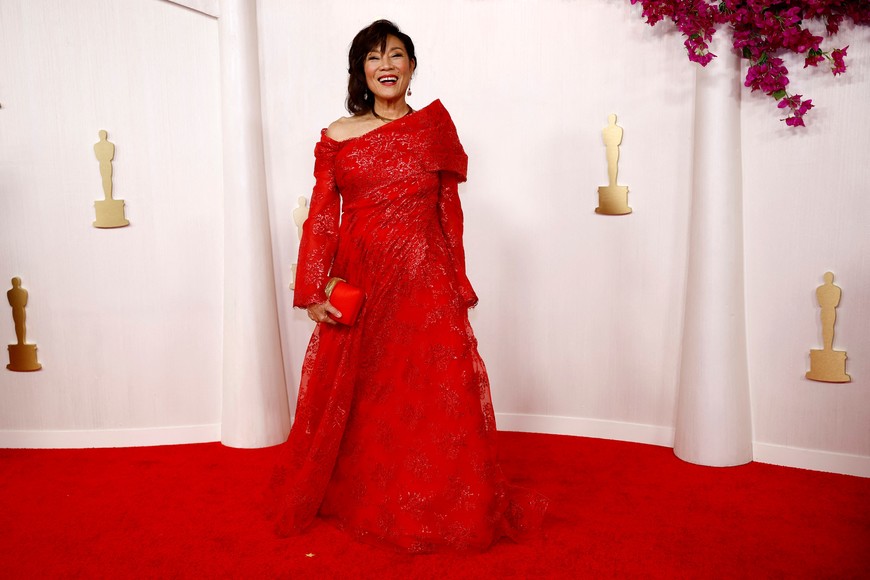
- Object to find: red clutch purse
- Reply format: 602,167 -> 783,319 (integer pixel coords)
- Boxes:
325,277 -> 365,325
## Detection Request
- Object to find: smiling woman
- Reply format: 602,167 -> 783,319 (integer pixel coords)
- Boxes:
363,35 -> 414,121
324,20 -> 419,142
271,19 -> 547,553
348,21 -> 416,112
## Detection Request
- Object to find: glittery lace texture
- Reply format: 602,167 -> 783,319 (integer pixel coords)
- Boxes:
273,100 -> 547,552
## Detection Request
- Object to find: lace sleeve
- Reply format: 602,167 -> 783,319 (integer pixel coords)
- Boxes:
293,137 -> 340,308
437,171 -> 478,309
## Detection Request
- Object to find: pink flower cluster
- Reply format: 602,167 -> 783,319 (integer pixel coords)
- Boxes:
630,0 -> 870,126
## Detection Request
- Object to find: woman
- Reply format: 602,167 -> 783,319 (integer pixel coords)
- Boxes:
274,19 -> 546,553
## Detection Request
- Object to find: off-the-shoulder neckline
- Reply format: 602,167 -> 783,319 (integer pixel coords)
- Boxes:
321,99 -> 443,144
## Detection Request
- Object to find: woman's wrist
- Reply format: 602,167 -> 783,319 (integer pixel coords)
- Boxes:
325,277 -> 345,298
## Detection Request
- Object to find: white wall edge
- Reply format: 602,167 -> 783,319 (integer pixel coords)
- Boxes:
0,424 -> 221,449
495,413 -> 676,448
2,418 -> 868,479
161,0 -> 220,18
498,413 -> 870,479
753,441 -> 870,479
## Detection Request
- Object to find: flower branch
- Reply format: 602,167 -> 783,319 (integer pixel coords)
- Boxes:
630,0 -> 870,127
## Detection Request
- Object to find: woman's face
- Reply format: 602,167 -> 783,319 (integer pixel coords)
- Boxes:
364,35 -> 414,103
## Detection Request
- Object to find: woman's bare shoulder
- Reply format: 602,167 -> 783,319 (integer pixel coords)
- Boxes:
326,116 -> 355,141
326,114 -> 376,142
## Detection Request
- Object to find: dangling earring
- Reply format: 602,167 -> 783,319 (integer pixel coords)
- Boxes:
407,84 -> 412,97
364,92 -> 368,101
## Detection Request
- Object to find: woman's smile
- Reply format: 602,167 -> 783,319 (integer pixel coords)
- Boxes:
365,34 -> 414,102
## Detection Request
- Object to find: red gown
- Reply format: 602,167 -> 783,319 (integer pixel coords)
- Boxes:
275,100 -> 546,552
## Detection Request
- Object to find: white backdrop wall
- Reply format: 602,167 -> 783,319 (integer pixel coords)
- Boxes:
742,24 -> 870,467
261,0 -> 696,447
1,0 -> 868,476
0,0 -> 223,444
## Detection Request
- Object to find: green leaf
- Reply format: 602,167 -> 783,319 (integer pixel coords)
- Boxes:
772,90 -> 787,100
742,47 -> 752,58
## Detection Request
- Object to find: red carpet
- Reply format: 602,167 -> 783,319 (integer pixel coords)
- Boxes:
1,432 -> 868,578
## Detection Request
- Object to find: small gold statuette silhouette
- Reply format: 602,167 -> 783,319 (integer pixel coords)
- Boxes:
293,196 -> 310,241
806,272 -> 851,383
6,277 -> 42,372
289,196 -> 310,290
93,130 -> 129,228
596,113 -> 631,215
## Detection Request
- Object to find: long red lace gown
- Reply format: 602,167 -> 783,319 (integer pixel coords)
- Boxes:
274,100 -> 547,552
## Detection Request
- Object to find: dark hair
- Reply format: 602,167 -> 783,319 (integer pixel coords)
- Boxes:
346,20 -> 417,116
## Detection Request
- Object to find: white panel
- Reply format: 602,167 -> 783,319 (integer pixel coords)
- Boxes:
0,0 -> 223,436
0,424 -> 220,448
674,34 -> 752,466
218,0 -> 290,448
753,443 -> 870,479
496,413 -> 675,448
742,22 -> 870,459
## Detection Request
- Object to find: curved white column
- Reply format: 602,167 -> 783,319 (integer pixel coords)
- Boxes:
218,0 -> 289,448
674,39 -> 753,466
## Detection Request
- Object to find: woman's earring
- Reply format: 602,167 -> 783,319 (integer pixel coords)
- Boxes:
364,92 -> 368,100
407,84 -> 412,97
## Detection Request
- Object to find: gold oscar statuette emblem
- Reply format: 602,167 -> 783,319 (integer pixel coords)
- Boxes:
6,277 -> 42,372
806,272 -> 851,383
93,129 -> 130,228
596,113 -> 631,215
289,196 -> 309,290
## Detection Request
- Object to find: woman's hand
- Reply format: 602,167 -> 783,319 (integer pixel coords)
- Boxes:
306,301 -> 342,324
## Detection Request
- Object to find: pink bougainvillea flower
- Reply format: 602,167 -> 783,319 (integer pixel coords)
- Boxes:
830,46 -> 849,75
777,94 -> 802,109
629,0 -> 869,127
804,48 -> 825,68
825,13 -> 844,35
797,99 -> 814,116
777,93 -> 813,127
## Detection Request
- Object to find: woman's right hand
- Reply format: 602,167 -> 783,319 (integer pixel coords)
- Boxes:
306,301 -> 342,324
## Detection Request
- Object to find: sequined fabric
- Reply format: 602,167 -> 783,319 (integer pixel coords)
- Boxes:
274,100 -> 547,552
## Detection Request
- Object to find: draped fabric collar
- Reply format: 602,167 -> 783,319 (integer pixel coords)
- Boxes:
315,99 -> 467,183
320,99 -> 445,148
